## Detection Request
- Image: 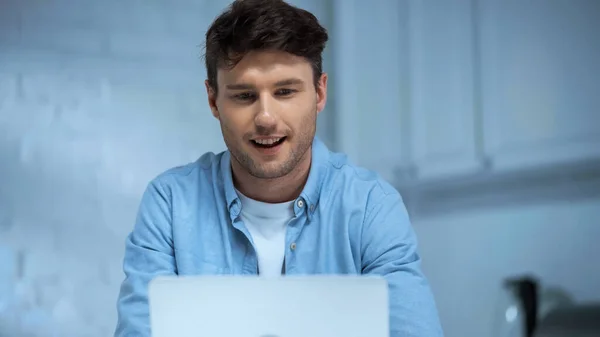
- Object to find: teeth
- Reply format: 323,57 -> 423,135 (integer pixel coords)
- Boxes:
254,138 -> 281,145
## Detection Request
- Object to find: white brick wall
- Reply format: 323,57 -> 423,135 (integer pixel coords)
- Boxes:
0,1 -> 331,335
0,0 -> 231,336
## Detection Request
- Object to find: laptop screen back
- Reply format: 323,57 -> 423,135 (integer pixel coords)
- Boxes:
148,275 -> 389,337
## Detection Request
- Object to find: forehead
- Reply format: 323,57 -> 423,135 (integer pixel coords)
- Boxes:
217,50 -> 313,86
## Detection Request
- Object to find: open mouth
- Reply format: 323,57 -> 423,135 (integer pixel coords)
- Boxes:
251,137 -> 286,149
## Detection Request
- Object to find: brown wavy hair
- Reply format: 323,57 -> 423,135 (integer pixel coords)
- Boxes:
203,0 -> 329,93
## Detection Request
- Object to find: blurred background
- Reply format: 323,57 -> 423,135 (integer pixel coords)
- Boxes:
0,0 -> 599,336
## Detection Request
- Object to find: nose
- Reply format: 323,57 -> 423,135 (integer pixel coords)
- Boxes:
254,95 -> 278,132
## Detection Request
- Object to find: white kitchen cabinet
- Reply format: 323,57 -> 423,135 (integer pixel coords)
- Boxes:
332,0 -> 485,182
331,0 -> 410,182
407,0 -> 483,180
478,0 -> 600,171
329,0 -> 600,187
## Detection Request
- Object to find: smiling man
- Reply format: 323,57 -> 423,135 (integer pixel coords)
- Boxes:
115,0 -> 443,336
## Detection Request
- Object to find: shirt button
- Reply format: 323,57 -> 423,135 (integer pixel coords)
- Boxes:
290,242 -> 297,251
309,204 -> 315,212
296,199 -> 304,208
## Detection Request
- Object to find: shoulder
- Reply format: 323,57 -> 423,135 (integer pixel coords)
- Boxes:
324,151 -> 402,205
320,151 -> 411,248
146,151 -> 224,199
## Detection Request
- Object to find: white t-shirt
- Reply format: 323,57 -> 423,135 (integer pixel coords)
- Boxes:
236,190 -> 295,277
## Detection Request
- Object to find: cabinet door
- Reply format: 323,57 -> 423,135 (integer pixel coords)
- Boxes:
408,0 -> 483,180
479,0 -> 600,171
330,0 -> 410,182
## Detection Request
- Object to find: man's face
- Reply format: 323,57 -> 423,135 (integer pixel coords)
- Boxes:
206,50 -> 327,179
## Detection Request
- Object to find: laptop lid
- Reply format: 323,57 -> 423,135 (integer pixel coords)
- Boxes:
148,275 -> 389,337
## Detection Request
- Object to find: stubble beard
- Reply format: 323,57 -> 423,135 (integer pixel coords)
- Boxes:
222,112 -> 317,180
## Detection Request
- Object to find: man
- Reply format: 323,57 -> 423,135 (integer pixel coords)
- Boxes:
115,0 -> 443,336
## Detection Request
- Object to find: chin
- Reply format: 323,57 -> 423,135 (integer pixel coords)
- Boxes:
247,160 -> 291,179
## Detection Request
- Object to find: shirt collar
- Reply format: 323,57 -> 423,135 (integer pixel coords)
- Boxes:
220,136 -> 329,221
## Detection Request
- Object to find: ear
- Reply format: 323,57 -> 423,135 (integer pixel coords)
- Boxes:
205,80 -> 219,119
315,73 -> 328,114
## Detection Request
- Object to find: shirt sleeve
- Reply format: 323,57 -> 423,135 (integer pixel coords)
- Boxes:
114,178 -> 177,337
361,191 -> 444,337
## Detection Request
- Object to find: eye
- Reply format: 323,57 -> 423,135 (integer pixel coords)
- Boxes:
275,88 -> 296,96
232,92 -> 256,102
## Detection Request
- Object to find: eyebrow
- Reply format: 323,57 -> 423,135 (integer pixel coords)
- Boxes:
225,78 -> 305,90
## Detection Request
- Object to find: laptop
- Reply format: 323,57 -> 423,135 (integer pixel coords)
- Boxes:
148,275 -> 389,337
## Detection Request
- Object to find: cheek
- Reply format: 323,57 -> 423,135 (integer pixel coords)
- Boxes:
283,98 -> 316,123
217,106 -> 254,134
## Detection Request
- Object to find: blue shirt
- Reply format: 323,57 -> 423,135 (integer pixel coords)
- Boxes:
115,137 -> 444,337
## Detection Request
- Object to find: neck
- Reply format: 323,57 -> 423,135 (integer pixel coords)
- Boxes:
232,149 -> 312,203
